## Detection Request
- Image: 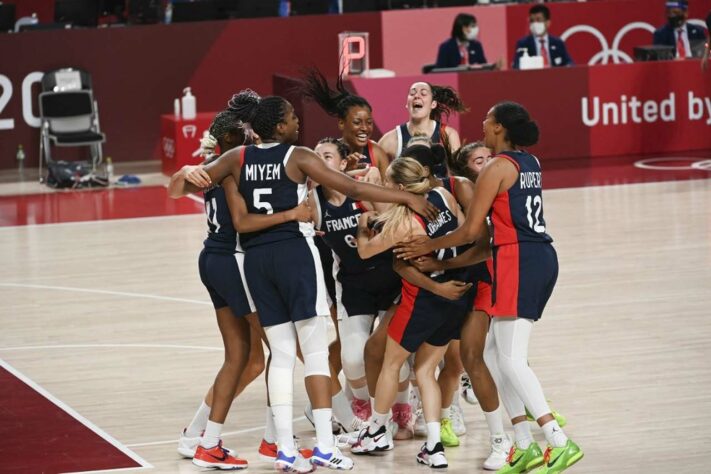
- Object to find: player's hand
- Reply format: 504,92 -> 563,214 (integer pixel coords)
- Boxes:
184,165 -> 211,188
291,200 -> 312,223
394,235 -> 431,260
406,194 -> 438,221
411,255 -> 442,273
345,152 -> 367,171
360,167 -> 382,185
433,280 -> 472,301
358,211 -> 376,230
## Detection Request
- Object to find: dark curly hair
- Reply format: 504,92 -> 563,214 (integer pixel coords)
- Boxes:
428,83 -> 468,122
208,110 -> 245,145
492,101 -> 539,147
298,68 -> 372,120
227,89 -> 289,140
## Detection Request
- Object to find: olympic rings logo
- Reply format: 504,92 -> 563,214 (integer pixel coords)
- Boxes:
634,157 -> 711,171
561,19 -> 709,65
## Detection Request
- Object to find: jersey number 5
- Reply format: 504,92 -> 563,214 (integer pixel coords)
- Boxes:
254,188 -> 274,214
525,195 -> 545,233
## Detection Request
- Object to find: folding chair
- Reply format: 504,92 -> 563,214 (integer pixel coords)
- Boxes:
38,68 -> 106,184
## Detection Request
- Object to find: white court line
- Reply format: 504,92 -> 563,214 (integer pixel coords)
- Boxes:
0,283 -> 211,306
125,416 -> 308,449
0,357 -> 153,471
183,193 -> 204,205
0,212 -> 203,230
0,343 -> 221,352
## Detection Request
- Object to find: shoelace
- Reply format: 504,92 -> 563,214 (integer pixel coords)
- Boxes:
505,446 -> 516,463
542,446 -> 553,463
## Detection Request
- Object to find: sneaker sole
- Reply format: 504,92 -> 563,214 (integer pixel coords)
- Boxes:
258,453 -> 277,462
311,459 -> 354,470
192,458 -> 247,470
526,455 -> 545,470
351,444 -> 393,455
416,457 -> 448,469
275,461 -> 315,473
177,447 -> 195,458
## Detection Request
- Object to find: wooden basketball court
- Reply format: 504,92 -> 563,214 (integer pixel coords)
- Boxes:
1,175 -> 710,473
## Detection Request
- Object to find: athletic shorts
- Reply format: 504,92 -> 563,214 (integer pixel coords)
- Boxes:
198,249 -> 255,318
335,266 -> 401,320
490,242 -> 558,321
315,236 -> 337,306
473,259 -> 494,315
244,237 -> 330,327
388,280 -> 472,353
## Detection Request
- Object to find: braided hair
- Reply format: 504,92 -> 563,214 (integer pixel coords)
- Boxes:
298,68 -> 372,119
492,101 -> 539,147
317,137 -> 350,161
227,89 -> 289,140
428,83 -> 468,122
199,110 -> 246,158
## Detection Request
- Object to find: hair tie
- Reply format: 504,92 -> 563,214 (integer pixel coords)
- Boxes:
199,133 -> 218,158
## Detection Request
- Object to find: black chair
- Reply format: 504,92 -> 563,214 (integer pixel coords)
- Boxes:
55,0 -> 100,26
229,0 -> 280,18
290,0 -> 331,15
633,45 -> 675,62
172,0 -> 219,22
0,3 -> 15,32
342,0 -> 380,13
38,68 -> 106,182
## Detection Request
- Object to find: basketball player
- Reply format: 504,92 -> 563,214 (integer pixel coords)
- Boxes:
298,69 -> 390,178
448,141 -> 492,183
168,109 -> 312,470
378,82 -> 467,162
395,102 -> 584,474
175,92 -> 439,473
310,138 -> 401,432
352,157 -> 475,468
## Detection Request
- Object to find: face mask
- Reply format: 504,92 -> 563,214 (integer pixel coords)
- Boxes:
668,15 -> 684,28
466,26 -> 479,41
530,21 -> 546,37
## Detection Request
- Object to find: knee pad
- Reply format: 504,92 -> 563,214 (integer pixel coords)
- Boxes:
338,315 -> 372,380
296,316 -> 330,377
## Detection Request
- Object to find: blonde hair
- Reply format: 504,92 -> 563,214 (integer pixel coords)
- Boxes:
375,157 -> 432,241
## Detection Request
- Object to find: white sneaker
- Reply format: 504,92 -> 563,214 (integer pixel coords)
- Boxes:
276,450 -> 315,473
351,425 -> 394,454
460,373 -> 478,405
416,442 -> 448,468
305,403 -> 341,434
483,434 -> 512,471
177,429 -> 237,458
413,409 -> 427,437
450,402 -> 467,436
311,446 -> 354,470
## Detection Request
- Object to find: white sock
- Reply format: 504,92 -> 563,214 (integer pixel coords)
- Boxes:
368,410 -> 389,434
542,420 -> 568,448
351,384 -> 369,401
451,391 -> 460,408
200,420 -> 222,449
370,396 -> 376,411
513,421 -> 533,449
313,408 -> 335,452
264,406 -> 276,444
344,382 -> 354,400
395,386 -> 410,405
331,391 -> 354,427
272,405 -> 296,454
483,406 -> 506,437
426,422 -> 441,450
185,400 -> 211,437
440,406 -> 451,420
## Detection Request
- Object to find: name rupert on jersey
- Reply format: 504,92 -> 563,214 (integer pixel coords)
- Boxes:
245,163 -> 281,181
520,171 -> 542,189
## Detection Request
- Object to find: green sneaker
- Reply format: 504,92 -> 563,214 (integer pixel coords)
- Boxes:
439,418 -> 460,447
525,406 -> 567,428
533,440 -> 584,474
495,443 -> 544,474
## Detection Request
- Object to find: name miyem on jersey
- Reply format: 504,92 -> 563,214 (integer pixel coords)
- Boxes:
314,186 -> 392,276
488,150 -> 554,247
237,143 -> 314,249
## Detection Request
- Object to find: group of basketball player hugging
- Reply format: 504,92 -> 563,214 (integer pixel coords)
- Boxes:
168,68 -> 583,473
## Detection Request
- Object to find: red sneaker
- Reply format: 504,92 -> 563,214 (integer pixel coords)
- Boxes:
258,439 -> 313,462
192,441 -> 248,470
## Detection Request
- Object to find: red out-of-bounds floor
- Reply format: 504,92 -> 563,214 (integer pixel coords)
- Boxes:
0,185 -> 203,227
0,363 -> 145,474
0,154 -> 709,227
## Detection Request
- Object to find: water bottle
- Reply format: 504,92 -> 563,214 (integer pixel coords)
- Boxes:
16,144 -> 25,173
181,87 -> 196,120
105,157 -> 114,181
164,0 -> 173,24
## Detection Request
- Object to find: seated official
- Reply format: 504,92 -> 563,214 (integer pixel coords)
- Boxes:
435,13 -> 487,68
653,0 -> 708,59
512,5 -> 573,69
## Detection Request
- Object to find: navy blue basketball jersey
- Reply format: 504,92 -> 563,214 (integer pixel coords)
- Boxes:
203,184 -> 240,253
238,143 -> 314,249
314,186 -> 391,275
440,176 -> 457,200
395,121 -> 443,158
358,140 -> 380,169
489,150 -> 553,247
415,188 -> 467,282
